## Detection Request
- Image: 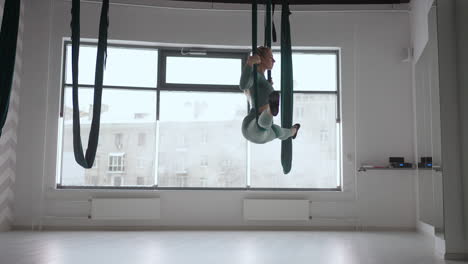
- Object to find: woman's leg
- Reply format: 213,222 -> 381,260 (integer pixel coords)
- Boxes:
257,107 -> 273,129
271,124 -> 294,140
242,107 -> 297,144
257,107 -> 296,141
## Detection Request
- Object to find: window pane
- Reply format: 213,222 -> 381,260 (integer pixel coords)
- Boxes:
250,94 -> 340,188
158,91 -> 247,187
165,57 -> 241,85
61,87 -> 157,186
271,52 -> 337,92
65,45 -> 158,87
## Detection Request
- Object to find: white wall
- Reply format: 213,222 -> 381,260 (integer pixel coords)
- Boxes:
410,0 -> 442,230
0,0 -> 24,232
410,0 -> 435,62
437,0 -> 468,257
459,0 -> 468,245
14,0 -> 414,229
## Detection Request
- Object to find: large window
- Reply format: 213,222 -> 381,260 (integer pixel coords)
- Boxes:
60,44 -> 158,187
58,43 -> 341,190
249,52 -> 341,188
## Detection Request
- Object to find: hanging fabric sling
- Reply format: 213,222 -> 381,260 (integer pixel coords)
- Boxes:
280,2 -> 294,174
70,0 -> 109,168
271,4 -> 277,43
252,0 -> 294,174
264,0 -> 272,82
251,0 -> 259,124
0,0 -> 21,138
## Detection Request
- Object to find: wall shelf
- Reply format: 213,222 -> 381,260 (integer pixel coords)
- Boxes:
358,167 -> 414,172
358,166 -> 442,172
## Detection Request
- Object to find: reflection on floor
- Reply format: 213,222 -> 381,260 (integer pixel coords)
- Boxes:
0,230 -> 466,264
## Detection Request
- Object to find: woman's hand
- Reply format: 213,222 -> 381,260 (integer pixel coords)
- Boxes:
244,90 -> 251,103
247,55 -> 261,67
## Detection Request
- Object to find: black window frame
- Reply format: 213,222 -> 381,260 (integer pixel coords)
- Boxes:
159,49 -> 246,92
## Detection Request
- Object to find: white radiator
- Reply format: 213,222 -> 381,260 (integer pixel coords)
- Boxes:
90,198 -> 160,220
243,199 -> 310,221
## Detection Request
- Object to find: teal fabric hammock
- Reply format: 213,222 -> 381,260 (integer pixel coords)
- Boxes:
70,0 -> 109,168
251,0 -> 259,123
68,0 -> 291,172
280,2 -> 293,174
0,0 -> 21,138
252,0 -> 294,174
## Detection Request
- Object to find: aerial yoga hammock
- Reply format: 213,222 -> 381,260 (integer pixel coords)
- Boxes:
69,0 -> 296,173
0,0 -> 21,138
70,0 -> 109,168
239,0 -> 297,174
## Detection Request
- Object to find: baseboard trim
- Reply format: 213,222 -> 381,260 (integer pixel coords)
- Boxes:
14,225 -> 358,231
0,219 -> 12,232
416,220 -> 435,237
445,253 -> 468,260
12,225 -> 416,232
359,226 -> 415,232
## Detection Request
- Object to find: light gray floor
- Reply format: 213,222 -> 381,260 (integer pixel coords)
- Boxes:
0,230 -> 466,264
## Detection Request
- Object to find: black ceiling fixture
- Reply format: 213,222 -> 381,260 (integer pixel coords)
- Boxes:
171,0 -> 410,5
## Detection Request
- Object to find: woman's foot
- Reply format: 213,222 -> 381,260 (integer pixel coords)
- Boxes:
292,123 -> 301,139
268,91 -> 280,116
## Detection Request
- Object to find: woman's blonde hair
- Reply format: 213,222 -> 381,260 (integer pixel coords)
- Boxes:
256,46 -> 271,59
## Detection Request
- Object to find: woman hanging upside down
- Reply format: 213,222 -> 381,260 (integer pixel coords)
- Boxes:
239,46 -> 300,144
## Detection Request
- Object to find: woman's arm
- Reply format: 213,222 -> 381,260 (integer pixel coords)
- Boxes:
239,55 -> 261,91
239,65 -> 253,91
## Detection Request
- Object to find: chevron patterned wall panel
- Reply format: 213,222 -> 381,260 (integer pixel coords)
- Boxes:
0,0 -> 24,232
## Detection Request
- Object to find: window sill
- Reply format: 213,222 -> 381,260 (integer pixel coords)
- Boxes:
55,185 -> 342,192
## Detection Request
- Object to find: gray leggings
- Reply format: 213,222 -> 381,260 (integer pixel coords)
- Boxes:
241,109 -> 293,144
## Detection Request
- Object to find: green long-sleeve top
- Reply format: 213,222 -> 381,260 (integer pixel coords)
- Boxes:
239,65 -> 274,108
